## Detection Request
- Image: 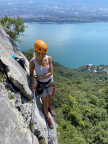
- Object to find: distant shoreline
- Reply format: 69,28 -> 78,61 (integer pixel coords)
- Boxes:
23,20 -> 108,24
22,17 -> 108,24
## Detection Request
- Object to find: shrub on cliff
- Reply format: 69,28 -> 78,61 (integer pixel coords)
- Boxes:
0,16 -> 25,42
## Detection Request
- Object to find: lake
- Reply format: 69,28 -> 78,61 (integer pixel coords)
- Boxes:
17,22 -> 108,69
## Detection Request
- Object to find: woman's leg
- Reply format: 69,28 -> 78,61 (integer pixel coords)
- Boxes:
48,95 -> 55,117
41,96 -> 54,129
47,84 -> 56,116
41,96 -> 49,118
48,94 -> 51,110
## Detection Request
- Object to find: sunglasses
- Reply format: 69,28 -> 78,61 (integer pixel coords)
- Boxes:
35,51 -> 45,56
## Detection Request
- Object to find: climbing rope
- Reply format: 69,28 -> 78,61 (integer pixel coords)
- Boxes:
31,90 -> 36,144
48,124 -> 54,144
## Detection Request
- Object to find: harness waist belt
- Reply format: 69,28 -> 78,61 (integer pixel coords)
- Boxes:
37,79 -> 51,85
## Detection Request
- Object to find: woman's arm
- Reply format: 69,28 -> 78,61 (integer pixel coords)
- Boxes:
37,56 -> 53,80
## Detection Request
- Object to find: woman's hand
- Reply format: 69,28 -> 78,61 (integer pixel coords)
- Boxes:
37,75 -> 44,80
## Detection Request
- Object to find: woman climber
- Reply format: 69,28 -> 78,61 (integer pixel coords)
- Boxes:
29,40 -> 55,129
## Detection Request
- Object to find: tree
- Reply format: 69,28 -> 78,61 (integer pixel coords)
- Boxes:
0,16 -> 25,42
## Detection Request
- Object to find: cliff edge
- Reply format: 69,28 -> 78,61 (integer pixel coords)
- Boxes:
0,25 -> 58,144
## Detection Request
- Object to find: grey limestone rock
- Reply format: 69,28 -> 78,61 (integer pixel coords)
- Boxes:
0,26 -> 58,144
0,25 -> 32,99
0,83 -> 39,144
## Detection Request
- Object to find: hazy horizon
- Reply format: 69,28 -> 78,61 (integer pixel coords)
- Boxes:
0,0 -> 108,23
0,0 -> 108,9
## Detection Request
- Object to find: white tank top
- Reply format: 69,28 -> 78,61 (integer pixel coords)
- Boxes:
32,55 -> 53,82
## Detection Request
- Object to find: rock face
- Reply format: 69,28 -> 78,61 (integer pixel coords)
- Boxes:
0,26 -> 58,144
0,25 -> 32,99
0,83 -> 38,144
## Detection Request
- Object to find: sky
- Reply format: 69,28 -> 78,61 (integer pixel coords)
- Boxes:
0,0 -> 108,15
0,0 -> 108,8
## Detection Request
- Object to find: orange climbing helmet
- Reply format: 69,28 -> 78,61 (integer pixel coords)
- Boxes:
34,40 -> 48,54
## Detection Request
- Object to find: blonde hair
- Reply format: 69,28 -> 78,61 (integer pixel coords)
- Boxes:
33,52 -> 36,58
33,52 -> 35,57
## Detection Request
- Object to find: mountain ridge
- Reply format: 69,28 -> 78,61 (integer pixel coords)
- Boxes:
1,0 -> 108,22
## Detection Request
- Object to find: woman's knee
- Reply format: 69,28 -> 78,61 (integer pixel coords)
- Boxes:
41,96 -> 47,104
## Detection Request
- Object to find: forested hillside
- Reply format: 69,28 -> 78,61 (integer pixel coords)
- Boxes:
24,49 -> 108,144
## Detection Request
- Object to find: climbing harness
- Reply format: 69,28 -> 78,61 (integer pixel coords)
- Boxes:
36,79 -> 52,95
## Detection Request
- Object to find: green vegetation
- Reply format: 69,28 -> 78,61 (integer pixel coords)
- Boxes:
39,137 -> 46,144
0,16 -> 25,42
9,95 -> 14,100
0,71 -> 3,82
23,49 -> 33,60
28,98 -> 33,103
24,50 -> 108,144
29,121 -> 34,130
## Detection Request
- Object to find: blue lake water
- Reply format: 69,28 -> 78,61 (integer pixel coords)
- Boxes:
17,22 -> 108,69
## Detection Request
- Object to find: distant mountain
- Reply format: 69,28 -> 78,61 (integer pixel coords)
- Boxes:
1,0 -> 108,22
